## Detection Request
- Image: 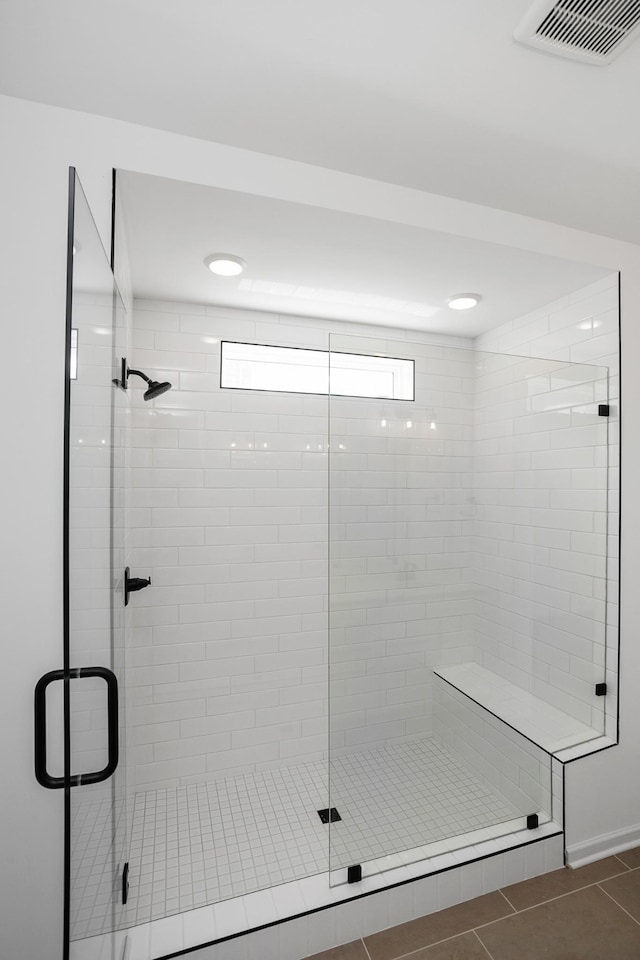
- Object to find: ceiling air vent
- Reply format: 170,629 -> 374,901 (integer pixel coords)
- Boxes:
514,0 -> 640,65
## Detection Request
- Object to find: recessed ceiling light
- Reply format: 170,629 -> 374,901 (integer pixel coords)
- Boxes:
448,293 -> 481,310
204,254 -> 246,277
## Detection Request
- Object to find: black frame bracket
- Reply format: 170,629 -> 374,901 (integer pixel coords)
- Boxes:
122,861 -> 130,905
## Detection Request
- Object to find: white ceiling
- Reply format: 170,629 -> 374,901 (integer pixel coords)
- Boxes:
118,171 -> 609,335
2,0 -> 640,244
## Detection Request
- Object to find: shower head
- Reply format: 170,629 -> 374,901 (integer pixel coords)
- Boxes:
143,379 -> 172,401
122,365 -> 172,401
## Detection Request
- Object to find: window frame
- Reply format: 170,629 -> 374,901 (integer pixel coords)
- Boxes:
219,340 -> 415,402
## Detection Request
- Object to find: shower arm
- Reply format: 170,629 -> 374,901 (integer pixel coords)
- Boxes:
112,357 -> 172,401
113,358 -> 151,390
126,367 -> 152,385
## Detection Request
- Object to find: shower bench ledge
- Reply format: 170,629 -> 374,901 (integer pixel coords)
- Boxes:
434,662 -> 614,760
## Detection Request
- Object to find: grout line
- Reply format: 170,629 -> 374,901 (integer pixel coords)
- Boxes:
497,888 -> 517,913
361,937 -> 374,960
385,929 -> 486,960
597,883 -> 640,928
487,867 -> 633,919
613,855 -> 634,871
461,882 -> 608,937
370,901 -> 521,960
473,928 -> 497,960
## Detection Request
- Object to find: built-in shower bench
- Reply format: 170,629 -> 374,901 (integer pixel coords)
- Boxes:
434,662 -> 614,761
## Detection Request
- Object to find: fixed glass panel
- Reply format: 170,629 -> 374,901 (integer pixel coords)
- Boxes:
328,332 -> 606,882
67,171 -> 130,957
221,340 -> 414,399
471,351 -> 610,747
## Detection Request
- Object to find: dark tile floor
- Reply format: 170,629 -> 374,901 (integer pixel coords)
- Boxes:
304,849 -> 640,960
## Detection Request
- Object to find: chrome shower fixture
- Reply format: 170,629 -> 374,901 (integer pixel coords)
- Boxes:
114,358 -> 172,401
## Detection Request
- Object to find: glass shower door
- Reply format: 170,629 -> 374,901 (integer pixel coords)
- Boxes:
327,333 -> 589,884
327,331 -> 475,881
65,170 -> 130,957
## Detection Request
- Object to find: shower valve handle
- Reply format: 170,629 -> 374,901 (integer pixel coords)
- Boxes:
124,566 -> 151,606
129,575 -> 151,590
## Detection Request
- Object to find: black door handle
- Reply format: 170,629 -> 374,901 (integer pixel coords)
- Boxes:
34,666 -> 119,789
34,669 -> 65,789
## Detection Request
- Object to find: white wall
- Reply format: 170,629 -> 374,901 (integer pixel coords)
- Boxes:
2,92 -> 639,960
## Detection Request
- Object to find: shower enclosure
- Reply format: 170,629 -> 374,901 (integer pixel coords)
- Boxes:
327,332 -> 609,881
34,171 -> 132,960
48,170 -> 618,960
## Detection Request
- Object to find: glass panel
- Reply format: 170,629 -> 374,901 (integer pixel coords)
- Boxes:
328,332 -> 607,882
472,351 -> 610,746
67,171 -> 130,956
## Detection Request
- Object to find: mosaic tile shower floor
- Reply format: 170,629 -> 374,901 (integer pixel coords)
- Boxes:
71,736 -> 525,939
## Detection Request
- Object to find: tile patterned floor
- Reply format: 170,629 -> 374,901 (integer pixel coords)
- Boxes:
70,736 -> 528,939
329,739 -> 524,871
70,793 -> 117,940
305,849 -> 640,960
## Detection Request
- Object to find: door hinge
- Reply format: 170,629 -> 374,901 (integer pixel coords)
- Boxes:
122,861 -> 130,905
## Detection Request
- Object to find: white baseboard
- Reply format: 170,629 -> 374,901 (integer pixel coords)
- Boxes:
566,824 -> 640,868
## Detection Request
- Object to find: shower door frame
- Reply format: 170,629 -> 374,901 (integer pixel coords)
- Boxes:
61,167 -> 129,960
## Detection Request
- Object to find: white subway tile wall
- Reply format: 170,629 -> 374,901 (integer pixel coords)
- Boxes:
474,275 -> 619,734
129,303 -> 473,787
128,283 -> 618,790
328,335 -> 477,758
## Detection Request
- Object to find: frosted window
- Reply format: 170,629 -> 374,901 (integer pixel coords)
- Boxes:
221,341 -> 414,401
